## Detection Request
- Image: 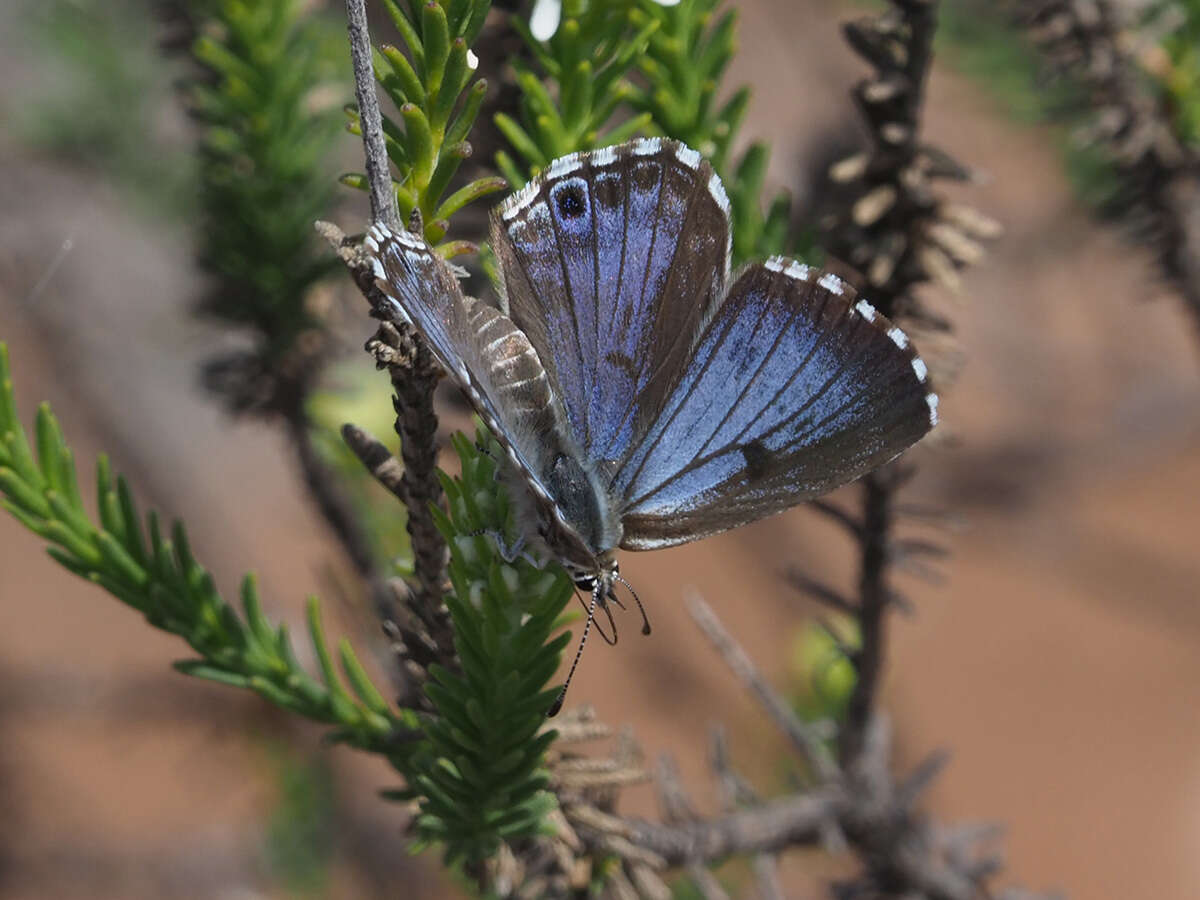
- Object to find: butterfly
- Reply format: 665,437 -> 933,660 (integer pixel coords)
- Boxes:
364,138 -> 937,707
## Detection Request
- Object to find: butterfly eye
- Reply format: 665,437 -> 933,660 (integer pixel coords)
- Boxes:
555,185 -> 586,218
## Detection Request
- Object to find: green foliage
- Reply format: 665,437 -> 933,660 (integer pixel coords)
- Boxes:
627,0 -> 738,166
1145,0 -> 1200,148
263,748 -> 336,896
497,0 -> 800,263
190,0 -> 346,364
405,430 -> 574,864
935,2 -> 1120,212
12,0 -> 189,212
344,0 -> 505,255
791,617 -> 859,725
306,365 -> 416,574
1,341 -> 574,864
630,0 -> 794,263
0,342 -> 413,754
494,1 -> 657,187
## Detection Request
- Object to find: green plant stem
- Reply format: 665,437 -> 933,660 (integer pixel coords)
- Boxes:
0,344 -> 414,757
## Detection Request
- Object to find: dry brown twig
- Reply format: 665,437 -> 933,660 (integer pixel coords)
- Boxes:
818,0 -> 996,766
308,0 -> 456,700
314,223 -> 456,700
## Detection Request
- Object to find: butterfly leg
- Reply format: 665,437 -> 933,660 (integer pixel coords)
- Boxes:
487,530 -> 528,564
455,523 -> 530,564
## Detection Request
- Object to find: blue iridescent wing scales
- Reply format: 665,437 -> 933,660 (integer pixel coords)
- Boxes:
613,262 -> 937,549
366,141 -> 936,566
491,138 -> 731,467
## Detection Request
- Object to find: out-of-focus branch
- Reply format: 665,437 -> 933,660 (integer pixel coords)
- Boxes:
620,789 -> 840,863
666,597 -> 1052,900
1016,0 -> 1200,342
818,0 -> 1000,767
842,466 -> 901,761
283,398 -> 397,616
523,600 -> 1050,899
687,591 -> 837,782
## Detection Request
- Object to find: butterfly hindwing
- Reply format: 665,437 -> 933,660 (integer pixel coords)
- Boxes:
613,262 -> 937,550
365,226 -> 564,495
365,224 -> 622,570
491,138 -> 731,467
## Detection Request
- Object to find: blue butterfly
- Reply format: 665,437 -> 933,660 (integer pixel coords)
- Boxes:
365,138 -> 936,702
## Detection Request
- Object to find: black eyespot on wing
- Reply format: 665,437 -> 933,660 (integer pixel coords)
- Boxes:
556,184 -> 586,218
741,440 -> 771,481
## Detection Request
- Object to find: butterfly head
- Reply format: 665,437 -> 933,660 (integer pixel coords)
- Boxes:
565,556 -> 617,597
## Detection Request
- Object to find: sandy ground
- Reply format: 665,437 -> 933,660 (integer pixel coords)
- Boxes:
1,1 -> 1199,898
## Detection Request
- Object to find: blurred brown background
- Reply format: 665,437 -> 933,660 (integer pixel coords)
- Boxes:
1,0 -> 1198,898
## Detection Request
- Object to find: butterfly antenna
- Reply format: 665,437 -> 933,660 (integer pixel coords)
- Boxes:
548,582 -> 601,717
615,573 -> 652,636
599,594 -> 619,645
571,584 -> 613,645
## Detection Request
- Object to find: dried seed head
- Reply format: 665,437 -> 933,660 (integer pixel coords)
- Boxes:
927,221 -> 986,265
880,122 -> 911,146
868,233 -> 906,287
862,76 -> 906,103
853,184 -> 899,226
830,151 -> 870,183
917,241 -> 962,293
940,203 -> 1003,239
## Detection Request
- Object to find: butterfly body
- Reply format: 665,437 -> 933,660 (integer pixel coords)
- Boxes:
364,137 -> 937,597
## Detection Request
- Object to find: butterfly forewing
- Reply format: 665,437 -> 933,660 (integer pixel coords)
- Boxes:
614,262 -> 937,550
491,138 -> 731,468
364,225 -> 570,508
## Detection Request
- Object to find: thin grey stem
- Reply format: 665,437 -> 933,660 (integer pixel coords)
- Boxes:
346,0 -> 399,228
617,789 -> 844,865
685,591 -> 838,782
